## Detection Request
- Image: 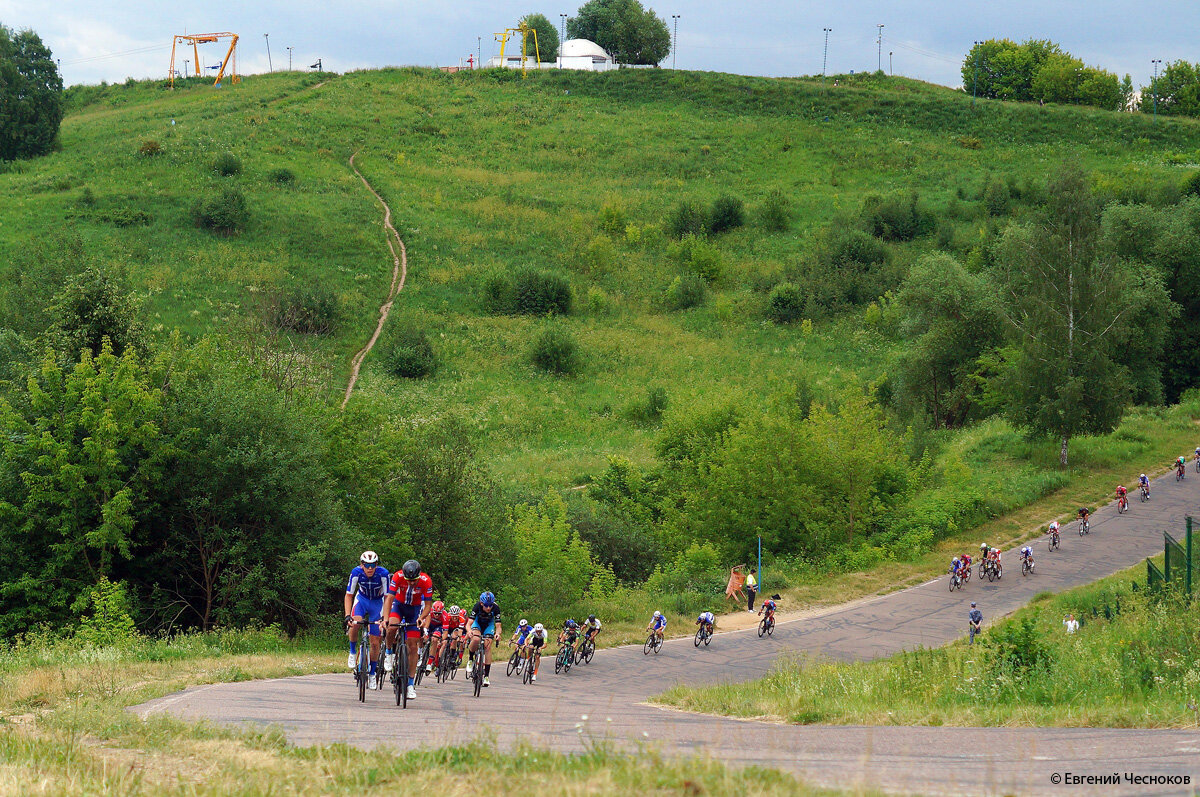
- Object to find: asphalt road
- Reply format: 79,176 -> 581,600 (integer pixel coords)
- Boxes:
135,467 -> 1200,795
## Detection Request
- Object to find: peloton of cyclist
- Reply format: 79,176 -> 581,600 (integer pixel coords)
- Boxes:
646,610 -> 667,642
344,551 -> 390,687
467,591 -> 502,688
695,610 -> 716,636
1020,545 -> 1035,572
382,559 -> 433,701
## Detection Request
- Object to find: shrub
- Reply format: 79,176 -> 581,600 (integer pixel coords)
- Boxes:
514,269 -> 572,316
758,189 -> 791,232
97,206 -> 153,227
272,285 -> 339,335
663,273 -> 707,311
383,325 -> 437,379
983,177 -> 1011,216
531,324 -> 581,375
268,167 -> 296,185
1182,170 -> 1200,198
625,385 -> 668,425
597,200 -> 626,235
672,234 -> 723,283
667,200 -> 708,239
861,192 -> 928,241
76,577 -> 137,646
192,187 -> 246,234
585,285 -> 613,315
138,139 -> 161,157
480,271 -> 516,314
212,152 -> 242,176
708,195 -> 745,235
767,281 -> 805,324
77,186 -> 96,207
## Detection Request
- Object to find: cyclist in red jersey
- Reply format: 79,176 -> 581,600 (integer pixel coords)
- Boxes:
439,604 -> 463,670
382,559 -> 433,701
422,601 -> 448,674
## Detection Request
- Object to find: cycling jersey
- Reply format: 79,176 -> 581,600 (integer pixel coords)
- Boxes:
1140,475 -> 1150,485
762,601 -> 776,613
346,566 -> 390,600
470,601 -> 501,636
387,571 -> 433,607
427,609 -> 447,631
530,629 -> 547,648
514,626 -> 532,645
651,615 -> 667,630
697,612 -> 714,624
582,618 -> 602,632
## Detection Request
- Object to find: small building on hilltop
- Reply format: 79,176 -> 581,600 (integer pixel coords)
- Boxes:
486,38 -> 614,72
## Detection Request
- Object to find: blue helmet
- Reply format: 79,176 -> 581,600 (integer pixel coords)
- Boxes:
479,591 -> 495,606
566,619 -> 578,628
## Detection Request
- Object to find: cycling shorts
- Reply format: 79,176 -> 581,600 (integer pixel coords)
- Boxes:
353,596 -> 384,635
388,602 -> 423,639
472,618 -> 496,637
427,623 -> 444,637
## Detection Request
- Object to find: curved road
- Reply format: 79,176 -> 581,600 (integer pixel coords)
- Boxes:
136,469 -> 1200,795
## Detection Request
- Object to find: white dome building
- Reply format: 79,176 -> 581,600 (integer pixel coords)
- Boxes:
558,39 -> 614,71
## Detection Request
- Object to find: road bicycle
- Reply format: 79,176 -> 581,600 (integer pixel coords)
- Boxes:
522,647 -> 541,684
578,636 -> 595,665
1021,556 -> 1034,576
349,618 -> 381,703
693,623 -> 713,647
1140,484 -> 1150,502
948,569 -> 963,592
1176,463 -> 1186,482
961,558 -> 973,583
471,632 -> 494,697
554,643 -> 575,674
506,642 -> 526,678
758,614 -> 775,636
413,636 -> 431,686
643,631 -> 664,654
987,559 -> 1003,582
1048,530 -> 1060,552
1078,517 -> 1090,536
388,619 -> 413,709
1195,455 -> 1200,474
1117,494 -> 1129,514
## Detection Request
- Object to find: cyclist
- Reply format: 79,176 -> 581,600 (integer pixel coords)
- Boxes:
1176,456 -> 1187,478
1077,506 -> 1090,529
344,551 -> 389,687
986,545 -> 1002,568
558,618 -> 580,661
959,552 -> 973,575
1115,484 -> 1128,511
1020,545 -> 1035,573
421,600 -> 448,675
528,622 -> 548,681
949,555 -> 963,579
439,604 -> 464,672
695,610 -> 716,638
467,591 -> 502,688
1139,473 -> 1151,498
1048,520 -> 1060,546
646,610 -> 667,643
758,597 -> 777,623
581,614 -> 602,646
510,618 -> 533,663
382,559 -> 433,702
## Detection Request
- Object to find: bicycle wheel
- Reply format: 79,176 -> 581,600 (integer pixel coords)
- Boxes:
694,629 -> 703,647
759,617 -> 768,635
996,563 -> 1003,579
644,635 -> 654,655
767,618 -> 774,636
357,644 -> 368,703
654,635 -> 663,653
472,649 -> 484,697
507,649 -> 520,677
581,640 -> 594,664
413,642 -> 427,687
704,628 -> 712,646
948,576 -> 956,593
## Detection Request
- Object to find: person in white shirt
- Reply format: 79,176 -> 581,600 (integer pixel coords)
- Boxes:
1063,613 -> 1079,634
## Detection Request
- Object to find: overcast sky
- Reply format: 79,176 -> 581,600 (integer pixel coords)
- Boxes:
3,0 -> 1196,91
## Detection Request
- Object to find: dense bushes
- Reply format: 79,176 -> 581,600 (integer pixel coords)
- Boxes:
192,187 -> 247,234
860,192 -> 929,241
667,200 -> 709,239
267,167 -> 296,185
383,325 -> 437,378
708,195 -> 745,235
667,195 -> 746,238
766,282 -> 805,323
481,269 -> 572,315
271,285 -> 339,334
758,189 -> 791,232
663,273 -> 707,311
212,152 -> 243,176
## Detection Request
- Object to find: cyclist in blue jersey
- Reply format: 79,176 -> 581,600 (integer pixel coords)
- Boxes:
343,551 -> 390,687
695,611 -> 715,637
645,610 -> 667,643
510,618 -> 533,667
467,591 -> 502,687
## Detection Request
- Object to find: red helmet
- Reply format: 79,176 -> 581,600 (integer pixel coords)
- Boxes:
432,600 -> 444,612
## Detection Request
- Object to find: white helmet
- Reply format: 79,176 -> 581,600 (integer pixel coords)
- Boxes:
448,604 -> 460,615
1140,473 -> 1147,479
653,610 -> 661,618
533,623 -> 544,632
519,618 -> 528,627
360,550 -> 379,565
1049,520 -> 1058,530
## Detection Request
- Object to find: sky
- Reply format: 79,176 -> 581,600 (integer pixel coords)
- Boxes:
2,0 -> 1197,92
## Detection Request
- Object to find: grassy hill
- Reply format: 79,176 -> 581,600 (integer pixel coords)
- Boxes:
7,68 -> 1200,490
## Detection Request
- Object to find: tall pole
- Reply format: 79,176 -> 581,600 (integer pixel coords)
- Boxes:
287,46 -> 293,71
1152,59 -> 1162,122
560,14 -> 567,67
478,36 -> 482,68
264,33 -> 272,72
672,15 -> 680,70
822,27 -> 831,86
184,59 -> 190,78
889,51 -> 893,76
876,24 -> 884,72
757,535 -> 762,600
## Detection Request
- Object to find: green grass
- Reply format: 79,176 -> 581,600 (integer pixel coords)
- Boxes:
657,561 -> 1200,728
8,68 -> 1200,493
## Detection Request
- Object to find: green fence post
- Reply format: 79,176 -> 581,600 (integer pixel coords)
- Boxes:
1165,534 -> 1171,583
1187,516 -> 1193,597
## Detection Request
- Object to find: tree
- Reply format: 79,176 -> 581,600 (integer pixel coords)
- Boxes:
1119,74 -> 1135,112
567,0 -> 670,65
994,167 -> 1144,466
519,13 -> 559,62
512,492 -> 595,609
0,24 -> 64,160
1140,61 -> 1200,117
892,253 -> 1004,427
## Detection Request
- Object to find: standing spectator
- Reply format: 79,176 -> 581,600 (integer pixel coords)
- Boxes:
725,565 -> 746,607
968,602 -> 983,644
745,568 -> 758,612
1063,613 -> 1079,634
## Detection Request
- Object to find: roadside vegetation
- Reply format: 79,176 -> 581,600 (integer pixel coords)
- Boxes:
4,66 -> 1200,648
658,562 -> 1200,727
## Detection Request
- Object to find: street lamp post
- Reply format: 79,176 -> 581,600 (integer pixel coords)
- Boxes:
478,36 -> 482,69
1152,59 -> 1162,122
183,59 -> 190,78
876,24 -> 884,72
972,41 -> 981,106
671,15 -> 680,70
822,27 -> 831,86
560,14 -> 567,67
264,33 -> 272,72
889,51 -> 893,76
287,46 -> 293,71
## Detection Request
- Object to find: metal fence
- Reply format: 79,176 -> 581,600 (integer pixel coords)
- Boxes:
1147,516 -> 1194,596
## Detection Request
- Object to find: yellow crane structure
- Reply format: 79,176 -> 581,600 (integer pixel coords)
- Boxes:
169,32 -> 240,89
494,23 -> 541,77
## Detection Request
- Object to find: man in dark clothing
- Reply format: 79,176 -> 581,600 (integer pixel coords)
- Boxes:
968,602 -> 983,644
